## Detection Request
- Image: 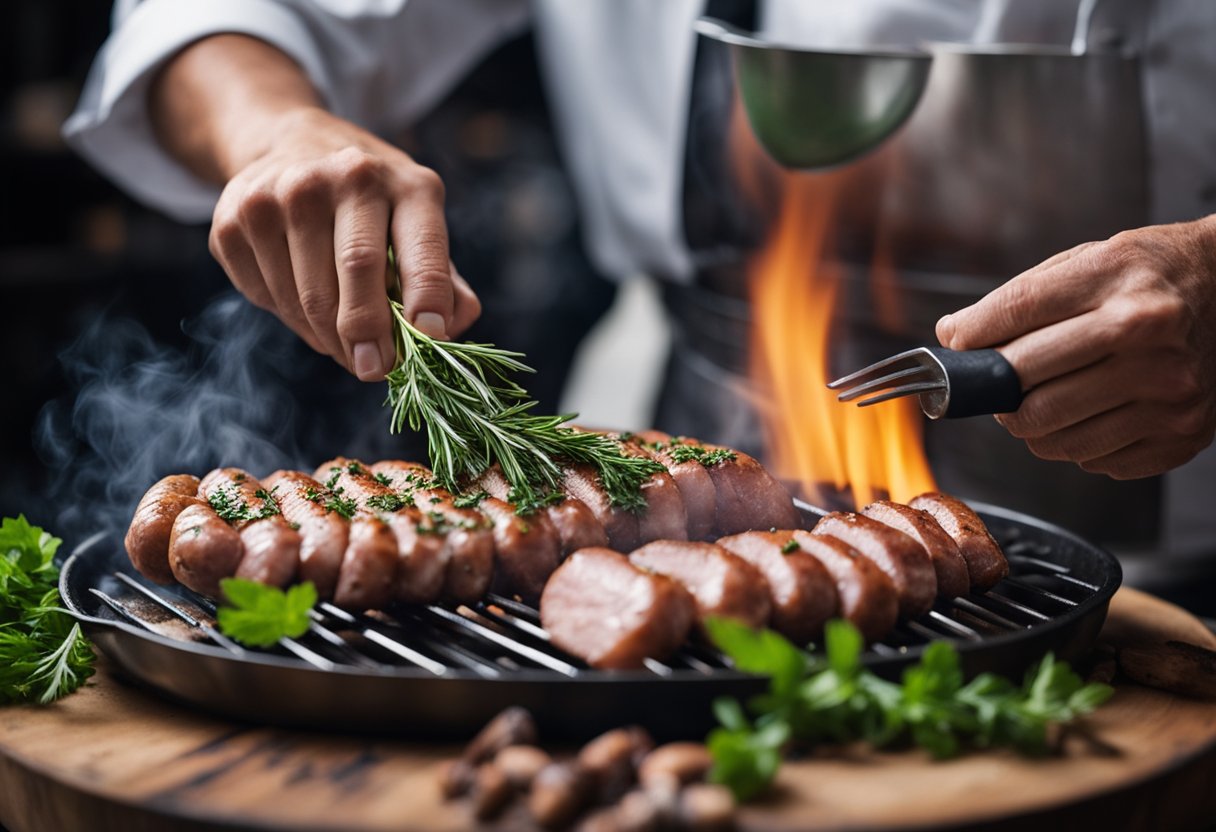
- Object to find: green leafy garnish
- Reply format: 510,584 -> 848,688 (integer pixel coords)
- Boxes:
373,472 -> 394,487
705,618 -> 1113,800
780,540 -> 800,554
324,494 -> 358,520
452,490 -> 489,509
207,486 -> 249,523
365,493 -> 408,513
666,443 -> 737,467
0,515 -> 95,704
384,297 -> 663,512
216,578 -> 317,647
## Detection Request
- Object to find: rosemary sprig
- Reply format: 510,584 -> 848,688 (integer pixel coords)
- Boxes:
383,300 -> 662,512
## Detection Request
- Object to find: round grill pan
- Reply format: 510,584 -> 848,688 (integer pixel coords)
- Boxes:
60,501 -> 1120,740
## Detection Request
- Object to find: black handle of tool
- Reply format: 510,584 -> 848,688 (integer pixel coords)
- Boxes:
927,347 -> 1024,418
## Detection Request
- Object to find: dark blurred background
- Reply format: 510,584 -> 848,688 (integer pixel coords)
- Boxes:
1,1 -> 224,528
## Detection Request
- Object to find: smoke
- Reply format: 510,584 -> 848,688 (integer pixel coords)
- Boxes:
35,293 -> 306,542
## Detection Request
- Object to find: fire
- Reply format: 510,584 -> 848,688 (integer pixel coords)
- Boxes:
749,171 -> 937,508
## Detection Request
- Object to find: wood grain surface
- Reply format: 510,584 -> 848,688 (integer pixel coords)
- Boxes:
0,587 -> 1213,832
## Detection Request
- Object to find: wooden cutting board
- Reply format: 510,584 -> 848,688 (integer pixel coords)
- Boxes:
0,587 -> 1213,832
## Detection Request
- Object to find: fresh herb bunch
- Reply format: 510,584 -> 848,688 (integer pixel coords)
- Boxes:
383,299 -> 663,512
0,516 -> 95,704
705,618 -> 1114,801
216,578 -> 317,647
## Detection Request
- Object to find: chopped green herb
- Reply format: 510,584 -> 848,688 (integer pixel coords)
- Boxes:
252,487 -> 280,519
324,468 -> 342,490
303,486 -> 321,503
452,490 -> 489,509
365,493 -> 408,513
507,485 -> 565,517
216,579 -> 317,647
373,472 -> 394,487
287,521 -> 301,531
324,494 -> 358,520
207,486 -> 250,523
346,461 -> 366,476
780,540 -> 800,554
668,443 -> 737,467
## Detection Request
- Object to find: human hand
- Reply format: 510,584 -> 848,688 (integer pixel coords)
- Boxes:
936,217 -> 1216,479
208,106 -> 481,381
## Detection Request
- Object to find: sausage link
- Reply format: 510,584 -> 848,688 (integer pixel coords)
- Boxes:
263,470 -> 347,599
125,474 -> 202,584
370,460 -> 495,603
168,502 -> 244,598
314,458 -> 446,604
909,493 -> 1010,590
199,467 -> 300,589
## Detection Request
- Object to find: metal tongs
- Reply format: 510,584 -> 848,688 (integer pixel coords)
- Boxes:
827,347 -> 1023,419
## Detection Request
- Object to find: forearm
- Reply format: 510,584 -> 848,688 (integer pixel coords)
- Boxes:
149,34 -> 323,183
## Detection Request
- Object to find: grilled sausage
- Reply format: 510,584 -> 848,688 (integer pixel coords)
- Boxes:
335,517 -> 398,610
562,463 -> 642,552
705,444 -> 800,535
168,502 -> 244,597
198,468 -> 300,588
811,512 -> 936,619
861,500 -> 970,599
629,541 -> 771,631
369,461 -> 495,604
613,439 -> 688,544
314,458 -> 446,604
540,547 -> 695,669
790,530 -> 899,643
470,464 -> 609,556
636,431 -> 799,536
631,431 -> 717,541
478,498 -> 563,604
125,474 -> 203,584
909,493 -> 1009,590
263,470 -> 347,599
716,530 -> 839,644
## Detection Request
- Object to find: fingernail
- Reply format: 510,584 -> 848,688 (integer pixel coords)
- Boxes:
414,312 -> 448,339
353,341 -> 383,381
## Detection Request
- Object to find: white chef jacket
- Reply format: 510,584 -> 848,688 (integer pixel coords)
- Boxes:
64,0 -> 1216,562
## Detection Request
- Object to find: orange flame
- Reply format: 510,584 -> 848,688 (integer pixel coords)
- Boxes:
749,172 -> 936,508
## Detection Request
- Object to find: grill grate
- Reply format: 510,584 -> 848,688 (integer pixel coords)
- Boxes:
84,528 -> 1097,678
62,500 -> 1121,739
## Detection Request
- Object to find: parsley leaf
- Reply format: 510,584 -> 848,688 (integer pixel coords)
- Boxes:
0,515 -> 95,705
216,578 -> 317,647
706,618 -> 1113,800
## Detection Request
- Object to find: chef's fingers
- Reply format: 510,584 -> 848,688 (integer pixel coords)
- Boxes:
1021,403 -> 1150,464
235,190 -> 327,355
448,265 -> 482,338
283,180 -> 345,363
333,196 -> 393,381
997,352 -> 1180,438
210,188 -> 274,311
937,240 -> 1101,350
390,168 -> 453,340
1022,397 -> 1212,472
1079,437 -> 1209,480
995,307 -> 1115,389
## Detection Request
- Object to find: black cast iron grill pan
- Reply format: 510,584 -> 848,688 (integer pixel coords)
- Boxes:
60,500 -> 1120,740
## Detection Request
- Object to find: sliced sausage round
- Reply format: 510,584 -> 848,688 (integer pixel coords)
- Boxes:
716,530 -> 839,644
